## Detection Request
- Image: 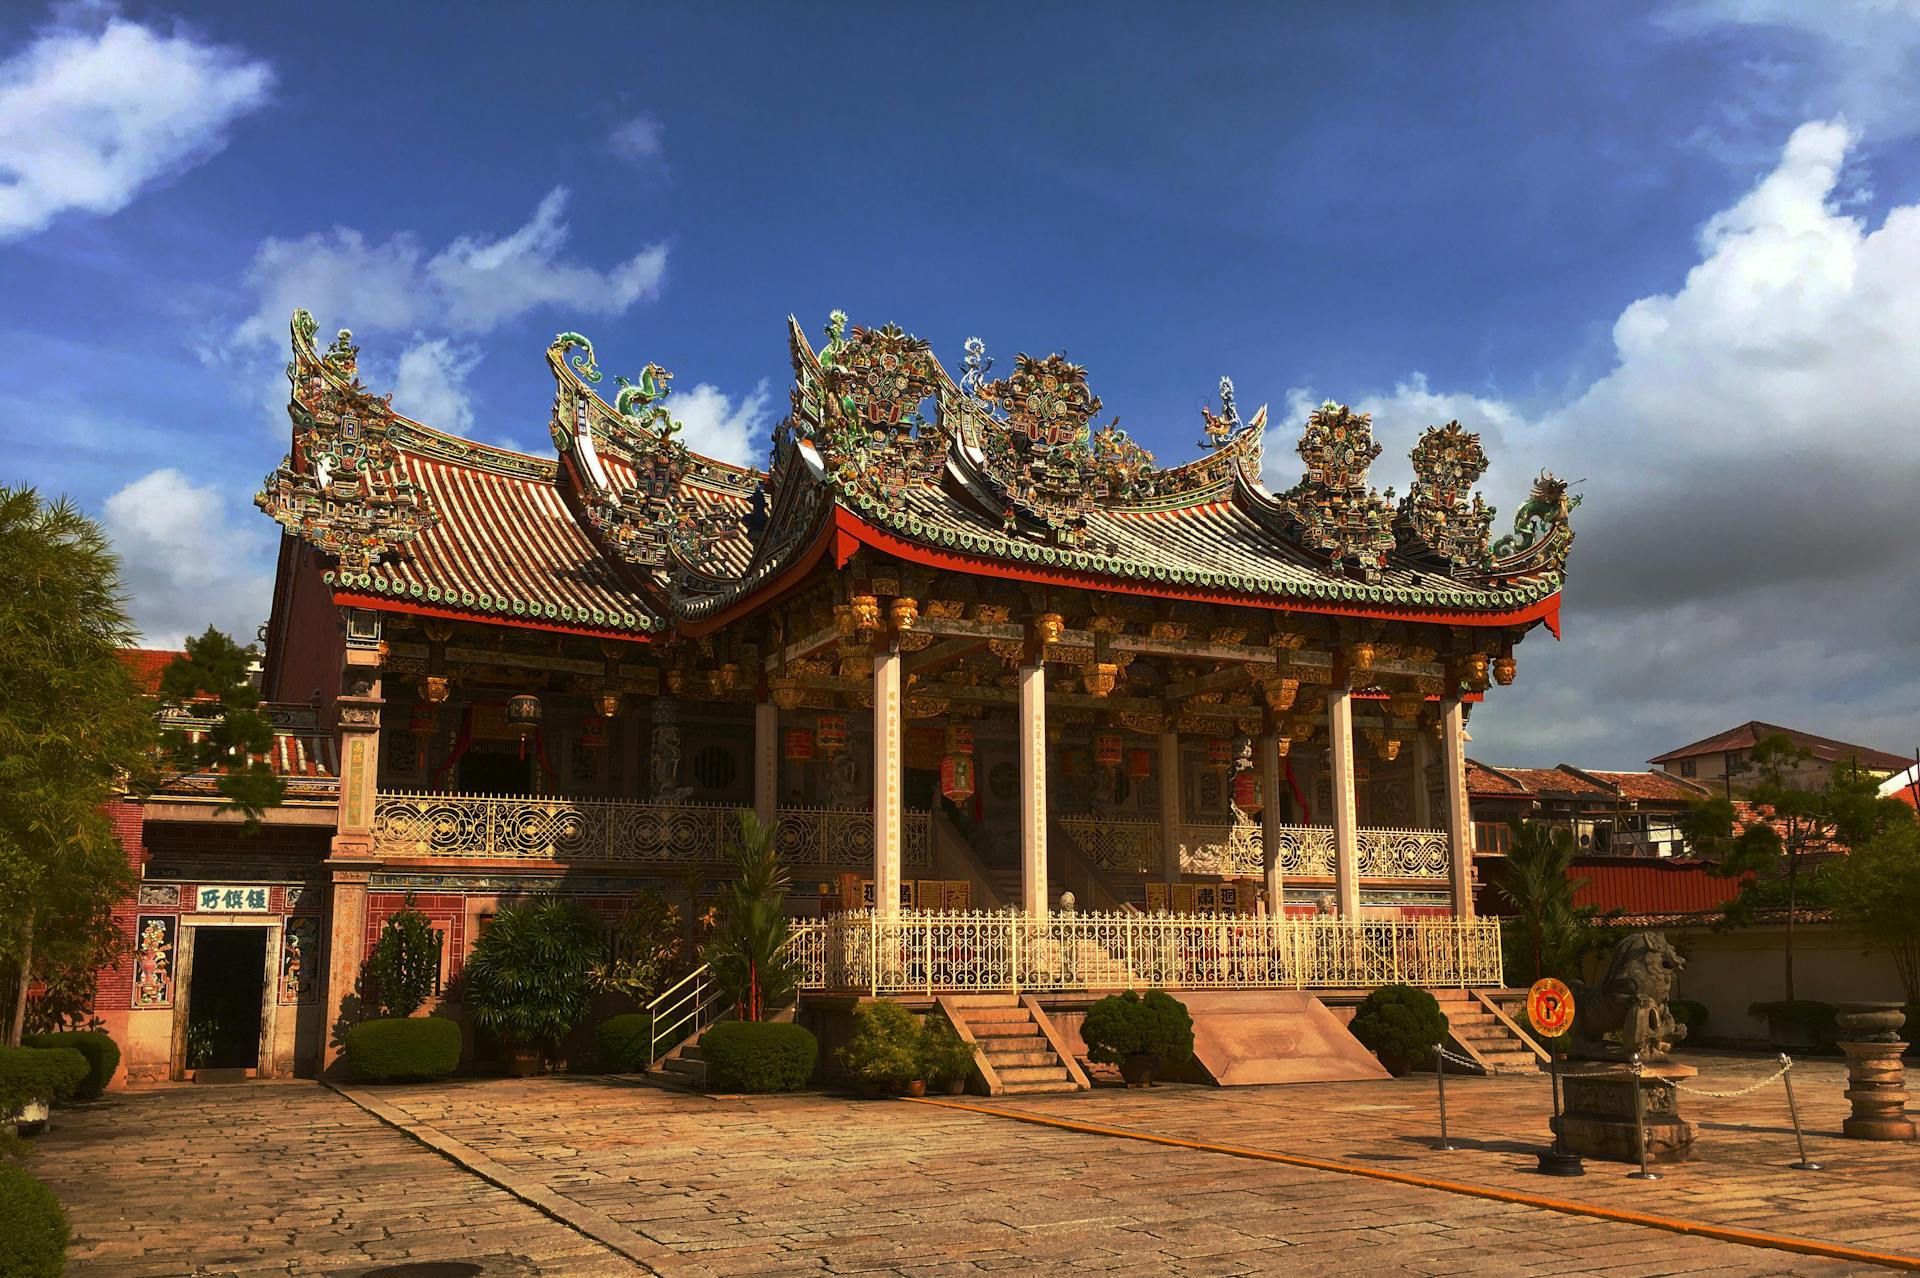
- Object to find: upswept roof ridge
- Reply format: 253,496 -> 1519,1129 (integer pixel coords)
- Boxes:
256,308 -> 1579,638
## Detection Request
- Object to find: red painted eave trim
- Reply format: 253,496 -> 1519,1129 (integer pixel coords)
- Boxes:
833,508 -> 1564,630
330,592 -> 657,643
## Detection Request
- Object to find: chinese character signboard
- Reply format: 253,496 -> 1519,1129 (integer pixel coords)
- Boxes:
195,885 -> 273,913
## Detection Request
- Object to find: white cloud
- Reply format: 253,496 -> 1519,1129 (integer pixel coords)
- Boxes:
1658,0 -> 1920,145
0,10 -> 272,240
103,466 -> 275,647
1263,120 -> 1920,767
608,112 -> 665,166
231,187 -> 669,351
672,379 -> 773,469
390,338 -> 482,435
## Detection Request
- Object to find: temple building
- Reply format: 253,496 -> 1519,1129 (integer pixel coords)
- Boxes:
105,309 -> 1580,1081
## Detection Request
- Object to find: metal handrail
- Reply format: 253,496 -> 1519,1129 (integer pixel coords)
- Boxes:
645,965 -> 717,1066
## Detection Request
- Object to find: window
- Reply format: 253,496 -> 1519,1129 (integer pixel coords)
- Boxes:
692,744 -> 738,791
1676,759 -> 1696,778
1473,821 -> 1513,854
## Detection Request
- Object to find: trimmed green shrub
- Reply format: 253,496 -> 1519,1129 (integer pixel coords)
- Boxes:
368,895 -> 442,1018
21,1031 -> 119,1098
0,1163 -> 68,1277
343,1017 -> 462,1082
1080,990 -> 1196,1066
839,999 -> 924,1089
0,1046 -> 89,1116
1349,985 -> 1449,1073
1668,999 -> 1709,1044
701,1021 -> 817,1092
596,1013 -> 655,1072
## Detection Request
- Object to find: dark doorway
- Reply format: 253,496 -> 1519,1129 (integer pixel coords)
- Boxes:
459,747 -> 530,795
185,928 -> 267,1071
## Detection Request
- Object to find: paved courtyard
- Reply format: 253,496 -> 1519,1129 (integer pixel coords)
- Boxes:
28,1052 -> 1920,1277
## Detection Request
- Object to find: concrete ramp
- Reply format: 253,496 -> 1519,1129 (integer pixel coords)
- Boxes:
1178,991 -> 1389,1086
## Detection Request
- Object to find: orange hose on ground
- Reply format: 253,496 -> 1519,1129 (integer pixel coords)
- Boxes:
909,1096 -> 1920,1272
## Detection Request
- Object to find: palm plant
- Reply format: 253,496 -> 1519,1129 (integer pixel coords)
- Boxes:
462,897 -> 604,1055
703,811 -> 796,1022
1495,821 -> 1594,984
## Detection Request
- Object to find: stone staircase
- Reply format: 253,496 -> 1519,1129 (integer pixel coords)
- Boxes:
1431,988 -> 1545,1074
942,994 -> 1087,1095
651,1034 -> 710,1090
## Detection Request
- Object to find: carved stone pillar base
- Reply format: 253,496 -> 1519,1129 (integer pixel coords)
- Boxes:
1838,1041 -> 1917,1141
1554,1061 -> 1697,1164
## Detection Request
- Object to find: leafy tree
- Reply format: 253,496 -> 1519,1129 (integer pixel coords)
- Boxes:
703,811 -> 795,1022
1685,734 -> 1909,1001
1826,821 -> 1920,1004
157,627 -> 285,826
462,897 -> 605,1052
0,489 -> 151,1046
592,888 -> 685,1004
1494,821 -> 1610,984
367,894 -> 442,1017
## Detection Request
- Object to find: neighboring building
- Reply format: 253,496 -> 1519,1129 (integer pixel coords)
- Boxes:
1467,761 -> 1707,858
1648,721 -> 1910,792
1878,764 -> 1919,812
81,308 -> 1584,1081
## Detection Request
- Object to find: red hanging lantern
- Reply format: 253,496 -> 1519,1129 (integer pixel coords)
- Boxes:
1125,748 -> 1152,781
940,752 -> 975,803
816,714 -> 847,754
579,717 -> 606,751
946,723 -> 974,755
1094,732 -> 1123,768
1232,769 -> 1262,814
505,694 -> 542,759
784,729 -> 815,761
1206,737 -> 1233,772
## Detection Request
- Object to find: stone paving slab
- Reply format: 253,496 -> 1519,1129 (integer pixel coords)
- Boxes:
23,1058 -> 1918,1276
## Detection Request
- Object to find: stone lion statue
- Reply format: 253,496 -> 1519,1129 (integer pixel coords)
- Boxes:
1568,931 -> 1688,1062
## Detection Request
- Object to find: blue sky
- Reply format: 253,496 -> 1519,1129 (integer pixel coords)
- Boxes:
3,1 -> 1917,769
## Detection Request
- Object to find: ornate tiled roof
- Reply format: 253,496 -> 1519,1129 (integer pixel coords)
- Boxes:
152,703 -> 339,801
258,308 -> 1576,638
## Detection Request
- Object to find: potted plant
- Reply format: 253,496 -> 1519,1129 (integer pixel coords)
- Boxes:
0,1045 -> 88,1137
840,999 -> 925,1096
1080,990 -> 1194,1087
1349,984 -> 1449,1076
924,1015 -> 976,1095
462,896 -> 605,1075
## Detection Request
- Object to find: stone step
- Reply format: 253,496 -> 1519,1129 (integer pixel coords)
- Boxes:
946,993 -> 1021,1008
1000,1080 -> 1080,1094
997,1065 -> 1072,1083
969,1020 -> 1042,1039
660,1057 -> 706,1081
961,1006 -> 1033,1023
979,1049 -> 1058,1068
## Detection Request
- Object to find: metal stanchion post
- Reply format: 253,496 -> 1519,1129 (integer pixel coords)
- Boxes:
1780,1053 -> 1823,1171
1627,1053 -> 1661,1180
1433,1044 -> 1457,1151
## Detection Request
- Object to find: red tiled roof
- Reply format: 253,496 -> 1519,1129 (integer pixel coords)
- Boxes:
1567,857 -> 1742,917
1648,720 -> 1909,771
1730,801 -> 1847,856
1488,766 -> 1612,797
341,441 -> 664,635
1466,759 -> 1531,798
116,648 -> 184,695
1579,769 -> 1708,803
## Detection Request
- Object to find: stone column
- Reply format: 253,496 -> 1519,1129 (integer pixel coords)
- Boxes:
324,610 -> 384,1074
1410,730 -> 1434,830
1260,733 -> 1284,915
1157,731 -> 1182,885
1441,697 -> 1475,919
1327,684 -> 1361,919
1018,659 -> 1049,918
873,647 -> 904,917
753,700 -> 779,829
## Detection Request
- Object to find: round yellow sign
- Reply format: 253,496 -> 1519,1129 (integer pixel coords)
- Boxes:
1527,977 -> 1575,1036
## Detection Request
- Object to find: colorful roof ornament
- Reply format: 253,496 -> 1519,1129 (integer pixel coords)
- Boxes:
255,310 -> 436,573
1278,401 -> 1397,582
1398,420 -> 1494,573
1490,470 -> 1580,577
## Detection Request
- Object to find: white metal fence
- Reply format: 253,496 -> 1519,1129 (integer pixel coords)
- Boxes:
791,909 -> 1501,994
1057,817 -> 1451,879
371,791 -> 931,868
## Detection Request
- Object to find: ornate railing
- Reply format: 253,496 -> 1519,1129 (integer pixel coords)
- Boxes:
1057,817 -> 1448,880
796,909 -> 1502,993
371,791 -> 931,869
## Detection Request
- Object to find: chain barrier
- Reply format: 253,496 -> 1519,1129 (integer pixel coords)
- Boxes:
1435,1044 -> 1796,1094
1667,1058 -> 1794,1099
